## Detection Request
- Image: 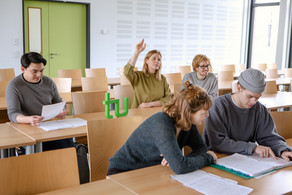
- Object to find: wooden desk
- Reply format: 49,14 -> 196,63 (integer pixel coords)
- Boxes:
259,92 -> 292,110
76,106 -> 162,121
266,78 -> 291,86
108,139 -> 292,194
108,77 -> 121,89
0,123 -> 35,150
71,79 -> 82,92
40,178 -> 133,195
218,81 -> 233,90
8,122 -> 87,143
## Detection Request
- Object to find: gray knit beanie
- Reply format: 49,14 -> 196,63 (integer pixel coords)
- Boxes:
238,68 -> 266,93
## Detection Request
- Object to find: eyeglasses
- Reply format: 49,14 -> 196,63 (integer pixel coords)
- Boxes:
198,64 -> 211,69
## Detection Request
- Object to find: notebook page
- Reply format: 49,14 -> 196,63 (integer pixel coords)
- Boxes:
216,153 -> 274,177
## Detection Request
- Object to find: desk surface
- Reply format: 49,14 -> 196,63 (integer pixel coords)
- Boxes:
8,122 -> 87,143
0,123 -> 35,149
218,80 -> 233,90
7,107 -> 161,143
108,138 -> 292,195
40,178 -> 133,195
259,92 -> 292,110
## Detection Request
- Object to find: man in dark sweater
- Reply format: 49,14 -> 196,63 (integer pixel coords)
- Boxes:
6,52 -> 73,151
203,68 -> 292,161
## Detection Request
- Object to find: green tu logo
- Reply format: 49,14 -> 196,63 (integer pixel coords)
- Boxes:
103,92 -> 128,119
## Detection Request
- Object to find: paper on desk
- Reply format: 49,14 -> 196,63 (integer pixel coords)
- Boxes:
39,118 -> 87,131
41,102 -> 66,121
171,170 -> 253,195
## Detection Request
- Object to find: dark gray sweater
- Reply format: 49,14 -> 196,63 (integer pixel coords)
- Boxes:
203,93 -> 292,156
6,74 -> 63,122
108,112 -> 214,174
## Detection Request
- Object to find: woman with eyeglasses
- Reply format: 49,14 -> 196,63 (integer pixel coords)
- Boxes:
181,54 -> 218,100
107,81 -> 217,175
123,39 -> 172,108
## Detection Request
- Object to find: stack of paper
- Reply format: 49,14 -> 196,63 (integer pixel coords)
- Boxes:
38,118 -> 87,131
171,170 -> 253,195
215,153 -> 292,177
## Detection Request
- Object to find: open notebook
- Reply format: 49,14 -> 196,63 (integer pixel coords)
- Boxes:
214,153 -> 292,178
38,118 -> 87,131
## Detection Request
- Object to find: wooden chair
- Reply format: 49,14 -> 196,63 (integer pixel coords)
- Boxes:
258,63 -> 267,71
176,65 -> 191,78
169,83 -> 182,95
265,69 -> 278,79
85,68 -> 106,78
0,68 -> 15,81
222,64 -> 236,74
81,77 -> 108,92
217,70 -> 234,96
284,68 -> 292,78
120,67 -> 138,85
270,111 -> 292,139
217,70 -> 234,82
164,73 -> 182,85
0,148 -> 79,194
58,69 -> 82,91
263,80 -> 277,94
51,78 -> 72,93
87,116 -> 148,181
0,81 -> 9,97
72,90 -> 106,115
113,85 -> 134,109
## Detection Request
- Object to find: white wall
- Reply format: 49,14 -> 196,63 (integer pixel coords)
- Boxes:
0,0 -> 245,78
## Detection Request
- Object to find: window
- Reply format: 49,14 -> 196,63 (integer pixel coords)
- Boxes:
247,0 -> 280,68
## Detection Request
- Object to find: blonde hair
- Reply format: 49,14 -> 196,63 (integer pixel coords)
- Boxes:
163,80 -> 212,130
142,50 -> 162,81
192,54 -> 210,72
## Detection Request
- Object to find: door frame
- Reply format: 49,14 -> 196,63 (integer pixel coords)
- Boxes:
22,0 -> 91,69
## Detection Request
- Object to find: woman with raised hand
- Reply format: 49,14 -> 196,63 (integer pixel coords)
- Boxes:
107,80 -> 217,175
123,39 -> 172,108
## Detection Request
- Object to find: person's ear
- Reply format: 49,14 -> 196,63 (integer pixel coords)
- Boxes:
21,66 -> 25,73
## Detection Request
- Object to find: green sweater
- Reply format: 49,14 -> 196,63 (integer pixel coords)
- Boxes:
124,63 -> 172,108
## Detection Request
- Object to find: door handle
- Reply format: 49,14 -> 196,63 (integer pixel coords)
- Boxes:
50,53 -> 58,55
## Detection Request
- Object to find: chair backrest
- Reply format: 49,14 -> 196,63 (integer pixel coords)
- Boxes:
176,65 -> 191,78
113,85 -> 134,109
265,69 -> 278,79
258,63 -> 267,71
0,68 -> 15,81
87,116 -> 148,181
284,68 -> 292,78
81,77 -> 108,92
0,81 -> 9,97
169,83 -> 182,95
120,67 -> 138,85
72,90 -> 106,115
0,148 -> 79,194
85,68 -> 106,78
270,111 -> 292,139
263,80 -> 277,94
164,73 -> 182,85
58,69 -> 82,81
222,64 -> 236,74
217,70 -> 234,82
51,78 -> 72,93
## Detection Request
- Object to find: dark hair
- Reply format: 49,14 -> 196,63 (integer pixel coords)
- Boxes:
163,80 -> 212,130
21,52 -> 47,68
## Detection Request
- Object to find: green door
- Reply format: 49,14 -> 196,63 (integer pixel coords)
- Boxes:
24,0 -> 86,77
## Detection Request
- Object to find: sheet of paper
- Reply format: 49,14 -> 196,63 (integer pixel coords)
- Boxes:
38,118 -> 87,131
171,170 -> 253,195
41,101 -> 66,121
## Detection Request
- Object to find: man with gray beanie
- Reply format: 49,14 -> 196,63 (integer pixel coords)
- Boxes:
203,68 -> 292,161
